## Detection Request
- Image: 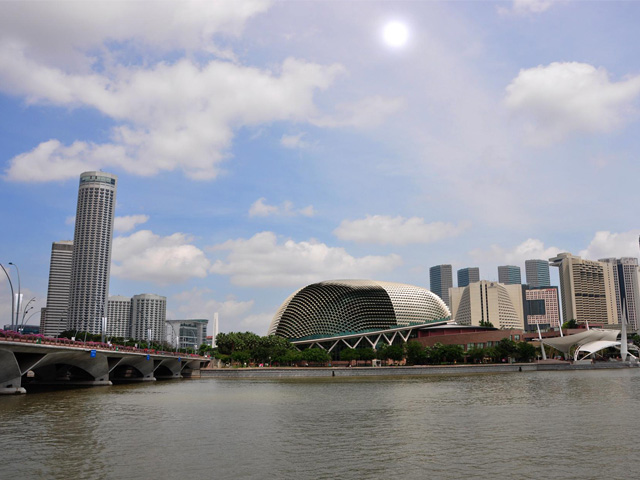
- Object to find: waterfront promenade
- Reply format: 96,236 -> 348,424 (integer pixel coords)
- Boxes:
201,360 -> 638,379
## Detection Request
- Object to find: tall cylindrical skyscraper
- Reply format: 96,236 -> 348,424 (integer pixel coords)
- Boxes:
67,171 -> 117,334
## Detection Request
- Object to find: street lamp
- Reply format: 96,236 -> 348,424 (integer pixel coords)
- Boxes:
21,297 -> 35,325
8,263 -> 21,332
0,264 -> 15,331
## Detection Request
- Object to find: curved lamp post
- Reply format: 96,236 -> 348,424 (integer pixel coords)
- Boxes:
21,297 -> 36,325
8,263 -> 21,332
0,264 -> 16,331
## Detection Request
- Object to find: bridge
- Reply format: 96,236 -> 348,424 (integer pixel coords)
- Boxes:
0,335 -> 210,394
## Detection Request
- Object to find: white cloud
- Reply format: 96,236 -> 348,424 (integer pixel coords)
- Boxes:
470,238 -> 565,265
238,312 -> 275,335
579,230 -> 640,261
169,287 -> 255,333
280,133 -> 309,149
3,55 -> 345,182
498,0 -> 555,16
111,230 -> 210,284
0,1 -> 271,69
249,198 -> 315,217
114,214 -> 149,233
505,62 -> 640,145
208,231 -> 402,287
312,95 -> 406,128
334,215 -> 470,246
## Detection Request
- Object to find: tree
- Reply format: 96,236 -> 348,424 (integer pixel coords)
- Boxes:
231,350 -> 251,365
479,319 -> 495,328
301,347 -> 330,365
442,344 -> 464,364
358,347 -> 376,366
631,334 -> 640,348
515,341 -> 536,362
385,344 -> 405,363
340,348 -> 359,365
405,341 -> 427,365
562,319 -> 578,329
467,346 -> 486,364
495,338 -> 517,362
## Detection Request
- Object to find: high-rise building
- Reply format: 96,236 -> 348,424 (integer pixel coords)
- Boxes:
549,253 -> 617,325
131,293 -> 166,342
449,281 -> 524,330
40,240 -> 73,337
107,295 -> 132,338
498,265 -> 522,285
522,286 -> 561,330
598,258 -> 640,331
457,267 -> 479,288
525,259 -> 551,287
429,264 -> 453,307
67,171 -> 117,334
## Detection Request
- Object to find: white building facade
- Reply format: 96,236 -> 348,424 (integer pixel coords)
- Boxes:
131,294 -> 166,343
449,281 -> 524,330
67,172 -> 117,334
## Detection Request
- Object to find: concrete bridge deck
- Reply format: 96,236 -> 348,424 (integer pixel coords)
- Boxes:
0,336 -> 210,394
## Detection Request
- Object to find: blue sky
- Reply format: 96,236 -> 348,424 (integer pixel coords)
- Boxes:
1,0 -> 639,335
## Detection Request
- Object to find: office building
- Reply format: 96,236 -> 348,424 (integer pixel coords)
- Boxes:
166,319 -> 209,350
549,253 -> 617,325
522,286 -> 561,330
40,240 -> 73,337
107,295 -> 132,338
498,265 -> 522,285
525,259 -> 551,287
449,280 -> 524,330
598,258 -> 640,331
67,172 -> 117,334
131,293 -> 166,343
457,267 -> 479,288
429,264 -> 453,307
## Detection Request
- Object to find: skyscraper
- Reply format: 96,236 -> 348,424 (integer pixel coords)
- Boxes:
549,253 -> 617,325
449,281 -> 524,329
131,293 -> 166,342
429,264 -> 453,307
107,295 -> 132,338
598,257 -> 640,331
525,259 -> 551,287
40,240 -> 73,337
498,265 -> 522,285
457,267 -> 479,288
67,171 -> 117,334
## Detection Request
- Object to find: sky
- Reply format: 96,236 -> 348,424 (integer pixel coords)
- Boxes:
1,0 -> 639,336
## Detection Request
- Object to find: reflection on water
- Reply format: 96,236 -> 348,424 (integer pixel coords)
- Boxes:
1,370 -> 639,479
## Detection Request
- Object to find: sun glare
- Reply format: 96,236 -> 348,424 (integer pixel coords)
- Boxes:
383,21 -> 409,47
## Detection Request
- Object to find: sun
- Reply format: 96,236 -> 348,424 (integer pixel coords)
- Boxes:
383,21 -> 409,47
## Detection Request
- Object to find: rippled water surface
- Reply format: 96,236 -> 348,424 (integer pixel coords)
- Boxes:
1,370 -> 639,479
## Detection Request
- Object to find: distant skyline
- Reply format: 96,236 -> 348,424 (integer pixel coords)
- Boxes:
1,1 -> 639,335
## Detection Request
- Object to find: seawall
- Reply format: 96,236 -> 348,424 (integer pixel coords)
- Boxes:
201,361 -> 637,379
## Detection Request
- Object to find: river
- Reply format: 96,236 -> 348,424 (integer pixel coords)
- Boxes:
1,369 -> 638,479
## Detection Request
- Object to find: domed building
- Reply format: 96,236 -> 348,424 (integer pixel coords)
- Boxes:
268,280 -> 451,345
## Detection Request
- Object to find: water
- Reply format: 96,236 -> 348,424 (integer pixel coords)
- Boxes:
1,370 -> 639,479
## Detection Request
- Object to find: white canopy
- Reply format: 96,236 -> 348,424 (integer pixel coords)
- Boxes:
541,329 -> 620,357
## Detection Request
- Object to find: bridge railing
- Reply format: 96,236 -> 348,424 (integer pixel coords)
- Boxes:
0,329 -> 204,358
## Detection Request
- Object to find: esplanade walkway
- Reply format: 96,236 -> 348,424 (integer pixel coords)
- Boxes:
0,331 -> 210,394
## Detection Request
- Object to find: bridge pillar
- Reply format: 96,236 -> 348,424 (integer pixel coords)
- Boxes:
0,349 -> 26,394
